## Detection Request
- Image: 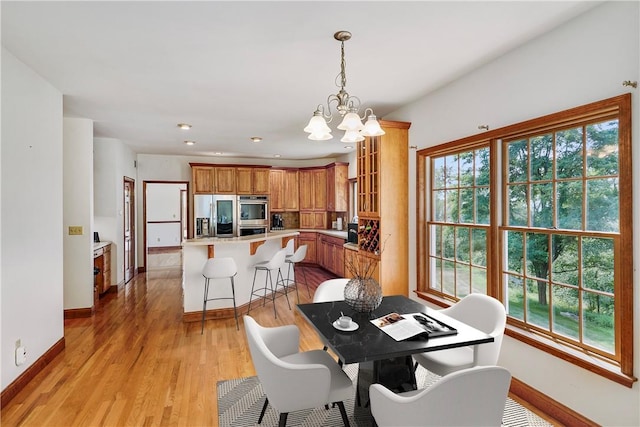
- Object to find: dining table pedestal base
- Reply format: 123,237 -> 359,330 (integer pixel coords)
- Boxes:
356,355 -> 417,407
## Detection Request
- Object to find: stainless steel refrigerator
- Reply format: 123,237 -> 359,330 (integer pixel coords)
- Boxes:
194,195 -> 236,237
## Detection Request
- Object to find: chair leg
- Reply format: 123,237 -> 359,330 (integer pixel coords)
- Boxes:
335,401 -> 351,427
230,276 -> 239,330
201,278 -> 209,335
300,264 -> 311,298
267,270 -> 277,318
278,412 -> 288,427
258,397 -> 269,424
248,268 -> 259,314
288,262 -> 300,303
277,268 -> 291,310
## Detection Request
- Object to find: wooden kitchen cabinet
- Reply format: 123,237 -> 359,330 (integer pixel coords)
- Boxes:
192,166 -> 214,194
318,234 -> 345,276
298,232 -> 317,264
237,167 -> 270,195
356,120 -> 411,296
326,162 -> 348,212
269,169 -> 284,210
299,212 -> 327,230
94,243 -> 113,296
214,167 -> 236,194
270,169 -> 299,212
283,170 -> 299,211
299,168 -> 327,211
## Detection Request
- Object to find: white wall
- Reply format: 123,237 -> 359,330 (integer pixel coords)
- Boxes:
386,2 -> 639,425
63,118 -> 94,309
1,48 -> 64,389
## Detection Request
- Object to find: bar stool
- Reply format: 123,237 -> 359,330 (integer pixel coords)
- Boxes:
285,244 -> 310,302
201,257 -> 238,334
247,248 -> 289,318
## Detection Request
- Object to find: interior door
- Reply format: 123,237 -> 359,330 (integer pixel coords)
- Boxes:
124,177 -> 136,283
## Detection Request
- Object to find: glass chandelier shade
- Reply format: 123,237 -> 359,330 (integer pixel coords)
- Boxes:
304,31 -> 384,142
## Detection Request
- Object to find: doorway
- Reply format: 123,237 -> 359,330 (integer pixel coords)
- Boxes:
143,181 -> 189,270
124,177 -> 136,283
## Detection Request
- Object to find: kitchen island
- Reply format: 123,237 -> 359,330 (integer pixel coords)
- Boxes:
182,230 -> 299,322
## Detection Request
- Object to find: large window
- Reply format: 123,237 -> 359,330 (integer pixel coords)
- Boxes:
416,95 -> 634,386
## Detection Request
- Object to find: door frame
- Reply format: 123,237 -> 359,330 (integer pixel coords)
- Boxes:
123,177 -> 136,283
142,180 -> 190,271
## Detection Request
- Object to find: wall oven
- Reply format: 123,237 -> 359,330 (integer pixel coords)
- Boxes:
237,195 -> 269,228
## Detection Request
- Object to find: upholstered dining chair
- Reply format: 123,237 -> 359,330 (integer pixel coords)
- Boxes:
370,365 -> 511,427
243,315 -> 353,427
313,278 -> 349,303
412,293 -> 507,376
313,278 -> 349,352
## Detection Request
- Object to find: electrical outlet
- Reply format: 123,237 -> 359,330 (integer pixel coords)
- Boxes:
68,226 -> 83,235
15,341 -> 26,366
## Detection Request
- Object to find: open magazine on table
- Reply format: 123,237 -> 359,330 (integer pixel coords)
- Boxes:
371,312 -> 458,341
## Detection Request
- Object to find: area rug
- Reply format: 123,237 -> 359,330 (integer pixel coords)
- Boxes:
217,364 -> 552,427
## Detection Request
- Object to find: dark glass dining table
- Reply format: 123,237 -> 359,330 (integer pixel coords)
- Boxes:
296,295 -> 494,405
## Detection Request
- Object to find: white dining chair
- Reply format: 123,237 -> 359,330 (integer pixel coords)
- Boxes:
243,315 -> 353,427
412,293 -> 506,376
313,278 -> 349,352
313,278 -> 349,303
370,365 -> 511,427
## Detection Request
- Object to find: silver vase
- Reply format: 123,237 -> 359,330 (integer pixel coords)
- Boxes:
343,277 -> 383,313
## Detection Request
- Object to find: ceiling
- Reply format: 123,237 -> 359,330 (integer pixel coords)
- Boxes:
1,1 -> 599,160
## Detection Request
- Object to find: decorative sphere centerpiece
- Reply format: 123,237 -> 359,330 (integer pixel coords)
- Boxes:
343,277 -> 382,313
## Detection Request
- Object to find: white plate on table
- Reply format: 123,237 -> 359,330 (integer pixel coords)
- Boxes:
332,320 -> 359,332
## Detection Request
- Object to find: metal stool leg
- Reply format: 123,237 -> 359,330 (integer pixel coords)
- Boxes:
267,270 -> 277,318
276,268 -> 291,309
230,276 -> 239,330
201,277 -> 210,334
248,268 -> 259,314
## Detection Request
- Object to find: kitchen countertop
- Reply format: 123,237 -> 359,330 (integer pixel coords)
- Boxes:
182,230 -> 299,246
296,229 -> 348,239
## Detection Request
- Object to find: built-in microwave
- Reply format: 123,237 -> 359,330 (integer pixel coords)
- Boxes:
237,195 -> 269,228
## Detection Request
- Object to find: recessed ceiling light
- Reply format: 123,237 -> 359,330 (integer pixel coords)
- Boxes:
184,140 -> 196,145
274,154 -> 281,158
344,145 -> 353,149
177,123 -> 192,130
214,152 -> 223,155
250,136 -> 263,143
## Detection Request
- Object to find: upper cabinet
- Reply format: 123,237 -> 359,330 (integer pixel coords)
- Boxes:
215,167 -> 236,194
270,169 -> 299,212
192,166 -> 215,194
237,167 -> 270,195
299,168 -> 326,211
326,162 -> 348,212
191,164 -> 270,195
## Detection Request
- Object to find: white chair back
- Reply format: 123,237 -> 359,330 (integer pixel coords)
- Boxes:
243,315 -> 331,413
263,248 -> 287,270
370,365 -> 511,427
442,293 -> 506,366
313,278 -> 349,303
202,257 -> 237,279
287,244 -> 308,263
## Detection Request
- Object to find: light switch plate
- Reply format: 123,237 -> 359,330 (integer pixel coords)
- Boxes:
68,226 -> 83,235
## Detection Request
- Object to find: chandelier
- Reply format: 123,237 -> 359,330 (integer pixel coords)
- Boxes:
304,31 -> 385,142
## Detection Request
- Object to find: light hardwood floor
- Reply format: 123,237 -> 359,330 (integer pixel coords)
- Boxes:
1,249 -> 560,426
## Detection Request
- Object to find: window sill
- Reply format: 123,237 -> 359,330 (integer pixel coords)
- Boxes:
414,291 -> 637,388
